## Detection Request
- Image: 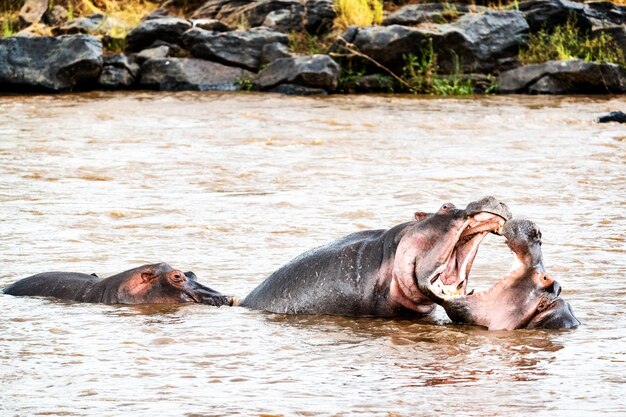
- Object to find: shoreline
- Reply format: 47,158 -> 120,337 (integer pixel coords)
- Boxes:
1,1 -> 625,96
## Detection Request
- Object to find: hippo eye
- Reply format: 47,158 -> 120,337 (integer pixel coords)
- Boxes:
172,273 -> 183,282
543,275 -> 548,281
440,203 -> 455,212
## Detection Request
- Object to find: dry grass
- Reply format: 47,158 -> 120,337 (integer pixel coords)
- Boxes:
71,0 -> 159,29
334,0 -> 383,30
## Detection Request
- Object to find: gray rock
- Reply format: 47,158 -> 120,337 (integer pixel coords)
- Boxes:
598,111 -> 626,123
583,1 -> 626,28
435,11 -> 529,73
192,18 -> 233,32
341,74 -> 395,93
182,26 -> 289,71
383,3 -> 487,26
345,11 -> 528,74
518,0 -> 591,33
103,54 -> 140,78
19,0 -> 48,27
125,17 -> 192,52
190,0 -> 251,24
498,60 -> 626,94
247,0 -> 303,29
260,42 -> 292,65
348,25 -> 428,71
135,45 -> 172,63
44,5 -> 68,27
0,35 -> 103,92
254,54 -> 340,91
269,83 -> 328,95
263,8 -> 302,32
140,57 -> 253,91
98,65 -> 135,89
190,0 -> 304,30
142,8 -> 172,21
52,14 -> 110,36
304,0 -> 335,35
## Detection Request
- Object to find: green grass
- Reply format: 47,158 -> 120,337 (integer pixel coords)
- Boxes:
520,19 -> 626,66
400,41 -> 476,95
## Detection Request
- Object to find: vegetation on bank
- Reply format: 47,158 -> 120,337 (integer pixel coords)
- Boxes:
334,0 -> 382,29
519,18 -> 626,66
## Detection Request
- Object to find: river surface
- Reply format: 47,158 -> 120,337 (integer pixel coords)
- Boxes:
0,92 -> 624,416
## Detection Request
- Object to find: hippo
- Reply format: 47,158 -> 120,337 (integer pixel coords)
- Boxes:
429,219 -> 580,330
240,196 -> 512,317
3,262 -> 234,306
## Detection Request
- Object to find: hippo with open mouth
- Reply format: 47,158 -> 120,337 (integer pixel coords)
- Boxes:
427,219 -> 581,330
3,263 -> 234,306
241,196 -> 511,317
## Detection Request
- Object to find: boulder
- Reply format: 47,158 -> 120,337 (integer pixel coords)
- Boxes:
192,18 -> 233,32
182,27 -> 289,71
263,8 -> 302,32
518,0 -> 591,33
134,45 -> 172,62
0,35 -> 103,92
304,0 -> 335,35
598,111 -> 626,123
260,42 -> 292,65
583,1 -> 626,28
498,60 -> 626,94
52,14 -> 117,36
347,24 -> 428,72
341,73 -> 395,93
383,3 -> 487,26
98,54 -> 139,89
269,83 -> 328,95
140,57 -> 253,90
19,0 -> 48,27
43,5 -> 68,27
345,11 -> 528,74
433,11 -> 529,73
125,17 -> 192,52
254,54 -> 340,91
190,0 -> 304,31
190,0 -> 251,23
245,0 -> 303,29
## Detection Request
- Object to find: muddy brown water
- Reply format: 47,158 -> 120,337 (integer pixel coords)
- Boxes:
0,92 -> 625,416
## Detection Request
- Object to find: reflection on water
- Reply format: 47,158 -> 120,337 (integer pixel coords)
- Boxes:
0,92 -> 625,416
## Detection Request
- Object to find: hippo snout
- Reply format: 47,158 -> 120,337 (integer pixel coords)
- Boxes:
465,196 -> 512,221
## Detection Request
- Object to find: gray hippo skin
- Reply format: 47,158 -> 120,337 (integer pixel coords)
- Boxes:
438,219 -> 581,330
3,263 -> 234,306
241,196 -> 511,317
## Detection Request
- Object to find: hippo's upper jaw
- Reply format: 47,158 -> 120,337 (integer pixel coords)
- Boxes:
416,196 -> 511,306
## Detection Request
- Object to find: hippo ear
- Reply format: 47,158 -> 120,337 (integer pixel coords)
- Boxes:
141,271 -> 157,283
414,211 -> 428,222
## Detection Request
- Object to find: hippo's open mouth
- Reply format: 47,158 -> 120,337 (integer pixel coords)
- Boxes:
424,212 -> 507,302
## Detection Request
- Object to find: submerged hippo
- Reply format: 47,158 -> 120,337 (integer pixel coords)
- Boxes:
241,196 -> 511,317
431,219 -> 580,330
3,262 -> 234,306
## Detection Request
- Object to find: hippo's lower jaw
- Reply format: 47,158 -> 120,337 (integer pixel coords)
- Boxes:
420,212 -> 507,304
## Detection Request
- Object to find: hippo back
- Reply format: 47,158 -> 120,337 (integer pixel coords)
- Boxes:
3,272 -> 100,302
241,228 -> 402,316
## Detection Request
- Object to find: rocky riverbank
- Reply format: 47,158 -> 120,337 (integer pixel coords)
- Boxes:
1,0 -> 625,95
